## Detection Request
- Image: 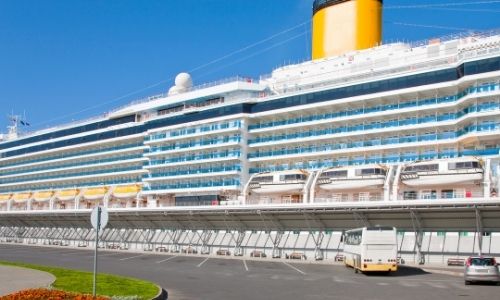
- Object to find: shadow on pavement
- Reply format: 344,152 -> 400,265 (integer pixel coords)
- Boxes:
363,266 -> 430,277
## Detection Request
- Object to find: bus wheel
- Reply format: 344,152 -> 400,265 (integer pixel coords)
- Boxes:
354,268 -> 359,274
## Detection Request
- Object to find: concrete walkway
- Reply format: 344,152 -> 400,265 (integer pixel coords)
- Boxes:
0,265 -> 55,296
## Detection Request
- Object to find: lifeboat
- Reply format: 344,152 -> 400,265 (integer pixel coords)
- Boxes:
318,165 -> 387,191
401,157 -> 483,187
33,191 -> 54,202
113,185 -> 140,199
56,189 -> 79,201
83,187 -> 108,200
249,170 -> 308,194
12,193 -> 31,203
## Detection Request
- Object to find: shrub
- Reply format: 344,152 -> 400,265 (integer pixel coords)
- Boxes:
0,288 -> 109,300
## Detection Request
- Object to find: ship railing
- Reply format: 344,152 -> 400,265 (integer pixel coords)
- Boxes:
108,76 -> 256,114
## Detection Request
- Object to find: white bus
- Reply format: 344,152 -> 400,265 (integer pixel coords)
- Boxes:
343,226 -> 398,273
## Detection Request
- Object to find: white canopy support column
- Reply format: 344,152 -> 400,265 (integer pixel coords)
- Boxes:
311,231 -> 325,260
303,171 -> 317,203
103,186 -> 115,208
49,193 -> 57,210
475,206 -> 483,256
392,165 -> 403,201
231,230 -> 246,256
75,189 -> 85,210
271,231 -> 284,258
410,210 -> 425,265
483,158 -> 491,199
308,170 -> 322,204
384,165 -> 395,201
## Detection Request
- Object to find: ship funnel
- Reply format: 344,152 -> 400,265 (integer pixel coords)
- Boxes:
312,0 -> 382,59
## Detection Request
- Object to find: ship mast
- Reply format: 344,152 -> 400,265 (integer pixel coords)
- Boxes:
6,113 -> 20,140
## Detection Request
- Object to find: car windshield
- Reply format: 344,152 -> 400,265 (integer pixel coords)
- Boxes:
470,258 -> 496,266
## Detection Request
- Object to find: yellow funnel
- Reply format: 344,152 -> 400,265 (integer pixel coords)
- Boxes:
312,0 -> 382,59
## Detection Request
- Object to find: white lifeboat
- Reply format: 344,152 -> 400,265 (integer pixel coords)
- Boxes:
249,170 -> 308,195
401,157 -> 483,187
318,165 -> 387,191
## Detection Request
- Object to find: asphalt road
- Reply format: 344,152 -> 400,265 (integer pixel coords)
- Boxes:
0,243 -> 498,300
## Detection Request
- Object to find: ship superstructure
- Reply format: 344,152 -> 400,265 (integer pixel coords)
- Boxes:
1,1 -> 500,212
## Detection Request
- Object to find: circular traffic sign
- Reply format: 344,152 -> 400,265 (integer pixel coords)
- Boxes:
91,206 -> 109,230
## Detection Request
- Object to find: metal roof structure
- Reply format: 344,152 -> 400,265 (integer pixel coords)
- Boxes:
1,199 -> 500,232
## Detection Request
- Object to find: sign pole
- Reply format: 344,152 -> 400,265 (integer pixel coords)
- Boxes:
93,206 -> 101,297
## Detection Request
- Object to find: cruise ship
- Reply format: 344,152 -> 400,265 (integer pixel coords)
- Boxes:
1,0 -> 500,213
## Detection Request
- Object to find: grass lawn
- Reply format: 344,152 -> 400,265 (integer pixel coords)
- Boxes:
0,260 -> 159,300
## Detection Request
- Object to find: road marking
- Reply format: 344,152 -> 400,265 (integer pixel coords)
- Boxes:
94,252 -> 121,257
197,257 -> 209,267
377,282 -> 389,286
60,250 -> 91,255
282,262 -> 306,275
119,254 -> 147,261
156,256 -> 178,263
243,260 -> 249,271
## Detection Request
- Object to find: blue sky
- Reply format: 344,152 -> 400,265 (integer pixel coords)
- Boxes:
0,0 -> 499,133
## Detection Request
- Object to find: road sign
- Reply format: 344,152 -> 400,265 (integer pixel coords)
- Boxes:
91,206 -> 109,230
90,206 -> 108,297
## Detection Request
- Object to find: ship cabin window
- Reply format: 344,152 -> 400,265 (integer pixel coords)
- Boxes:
355,168 -> 386,176
403,191 -> 417,200
448,161 -> 481,170
158,105 -> 184,116
320,170 -> 348,179
252,176 -> 274,183
279,174 -> 306,181
403,164 -> 439,173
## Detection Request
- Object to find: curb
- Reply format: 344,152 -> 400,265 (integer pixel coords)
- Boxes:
152,286 -> 168,300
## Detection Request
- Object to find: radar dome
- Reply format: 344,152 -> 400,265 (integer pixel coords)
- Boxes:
174,72 -> 193,89
168,85 -> 181,96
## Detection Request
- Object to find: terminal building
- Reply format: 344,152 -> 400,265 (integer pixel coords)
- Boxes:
1,0 -> 500,263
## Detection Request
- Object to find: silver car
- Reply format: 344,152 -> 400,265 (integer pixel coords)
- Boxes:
464,256 -> 500,285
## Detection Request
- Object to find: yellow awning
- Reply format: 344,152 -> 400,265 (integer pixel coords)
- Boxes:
12,193 -> 31,201
0,194 -> 11,201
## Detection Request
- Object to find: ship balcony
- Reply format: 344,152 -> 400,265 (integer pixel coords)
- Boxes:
145,140 -> 240,157
248,83 -> 500,134
0,167 -> 147,188
314,192 -> 383,203
0,155 -> 147,180
248,125 -> 500,162
0,134 -> 146,164
143,179 -> 240,195
147,154 -> 241,169
30,200 -> 50,211
142,185 -> 240,195
145,126 -> 241,144
0,143 -> 147,172
144,169 -> 240,182
248,109 -> 500,149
